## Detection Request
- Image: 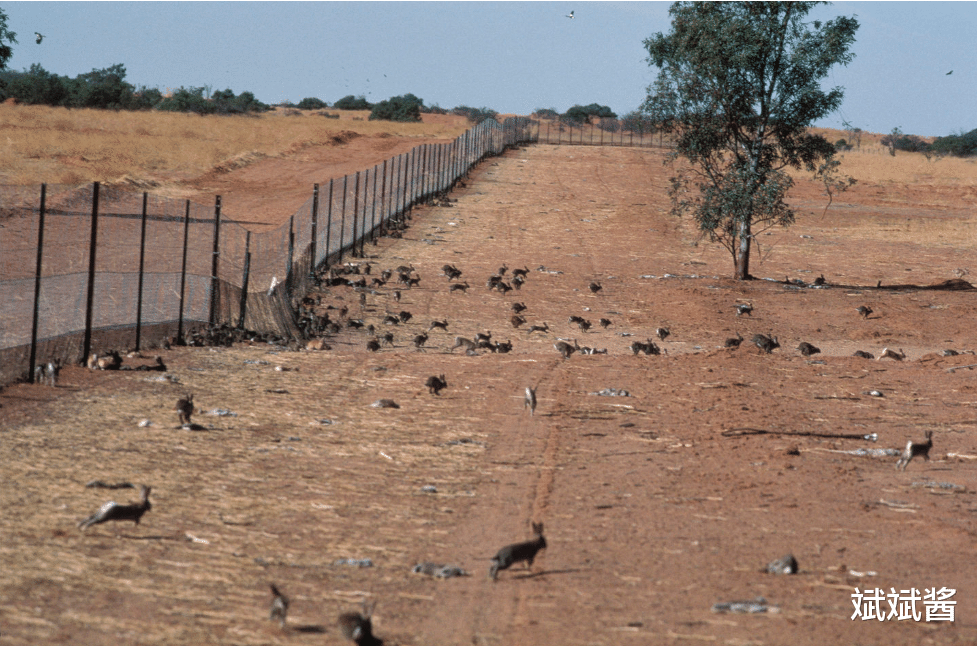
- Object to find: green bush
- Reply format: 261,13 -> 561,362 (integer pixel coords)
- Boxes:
370,94 -> 423,122
333,95 -> 372,110
533,108 -> 560,119
563,103 -> 617,124
297,97 -> 327,110
930,128 -> 977,157
452,105 -> 498,124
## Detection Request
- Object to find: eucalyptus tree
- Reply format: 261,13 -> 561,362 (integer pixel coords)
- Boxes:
643,2 -> 858,279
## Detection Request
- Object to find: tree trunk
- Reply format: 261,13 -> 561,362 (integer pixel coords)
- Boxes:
734,218 -> 752,280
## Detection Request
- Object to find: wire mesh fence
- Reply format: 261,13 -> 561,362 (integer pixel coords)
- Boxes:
0,116 -> 539,385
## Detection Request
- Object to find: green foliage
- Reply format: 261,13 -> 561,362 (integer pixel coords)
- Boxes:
0,7 -> 15,71
930,128 -> 977,157
834,138 -> 851,151
333,95 -> 373,110
297,97 -> 327,110
71,64 -> 134,109
880,127 -> 933,155
533,108 -> 560,119
156,86 -> 268,115
643,1 -> 858,279
563,103 -> 617,124
424,104 -> 447,115
452,105 -> 499,124
370,93 -> 423,122
1,64 -> 71,106
157,86 -> 213,113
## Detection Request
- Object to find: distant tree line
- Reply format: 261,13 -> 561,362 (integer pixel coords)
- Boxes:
0,63 -> 272,114
878,126 -> 977,158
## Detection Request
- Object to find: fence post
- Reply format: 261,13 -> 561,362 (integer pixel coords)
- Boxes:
403,151 -> 411,216
209,195 -> 221,326
325,179 -> 334,267
239,231 -> 251,329
338,175 -> 348,264
286,214 -> 294,291
369,164 -> 379,251
135,192 -> 149,350
82,182 -> 100,365
28,184 -> 47,382
176,200 -> 191,345
351,171 -> 360,257
310,183 -> 319,273
379,159 -> 388,236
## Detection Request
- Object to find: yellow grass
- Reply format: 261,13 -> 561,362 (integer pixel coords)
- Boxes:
805,127 -> 977,187
0,104 -> 472,185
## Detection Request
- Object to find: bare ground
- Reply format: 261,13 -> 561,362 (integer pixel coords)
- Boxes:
2,143 -> 976,646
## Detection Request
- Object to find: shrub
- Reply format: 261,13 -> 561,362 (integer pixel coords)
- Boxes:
930,128 -> 977,157
297,97 -> 327,110
834,138 -> 852,151
563,103 -> 617,124
452,105 -> 498,124
334,95 -> 372,110
533,108 -> 560,119
370,93 -> 423,122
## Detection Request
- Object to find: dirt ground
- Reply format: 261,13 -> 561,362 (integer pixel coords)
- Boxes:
2,142 -> 976,646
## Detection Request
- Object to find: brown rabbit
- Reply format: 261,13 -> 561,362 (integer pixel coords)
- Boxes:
489,522 -> 546,580
895,431 -> 933,470
78,485 -> 151,530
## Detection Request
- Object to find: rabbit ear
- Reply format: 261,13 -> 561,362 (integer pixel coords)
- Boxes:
532,522 -> 544,535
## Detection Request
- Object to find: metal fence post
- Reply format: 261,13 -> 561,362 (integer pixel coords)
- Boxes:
239,231 -> 251,329
324,179 -> 334,267
136,192 -> 149,349
176,200 -> 191,344
338,175 -> 348,263
351,171 -> 360,257
310,183 -> 319,273
209,195 -> 221,326
368,165 -> 378,251
28,184 -> 47,382
286,214 -> 294,291
82,182 -> 100,365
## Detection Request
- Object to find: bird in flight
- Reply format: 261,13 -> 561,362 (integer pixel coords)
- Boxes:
566,10 -> 574,19
35,32 -> 44,44
946,70 -> 953,75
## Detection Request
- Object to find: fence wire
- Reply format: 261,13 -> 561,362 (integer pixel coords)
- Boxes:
0,115 -> 634,384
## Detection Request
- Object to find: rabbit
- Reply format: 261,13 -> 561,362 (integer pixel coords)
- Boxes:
428,319 -> 449,332
752,333 -> 779,354
656,327 -> 670,341
554,340 -> 578,360
735,303 -> 754,317
526,322 -> 549,335
589,281 -> 602,293
78,485 -> 151,530
797,341 -> 821,356
450,336 -> 476,353
425,374 -> 448,395
338,600 -> 380,645
524,386 -> 537,416
269,583 -> 289,628
857,305 -> 873,318
489,521 -> 546,580
896,431 -> 933,471
176,394 -> 194,426
724,333 -> 744,348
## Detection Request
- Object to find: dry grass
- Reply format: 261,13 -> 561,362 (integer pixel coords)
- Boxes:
0,104 -> 471,186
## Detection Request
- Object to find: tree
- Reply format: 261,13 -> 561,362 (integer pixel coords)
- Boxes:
0,8 -> 16,71
643,2 -> 858,279
369,94 -> 423,122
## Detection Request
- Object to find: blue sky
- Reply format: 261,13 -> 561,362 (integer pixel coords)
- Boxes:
3,1 -> 975,137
